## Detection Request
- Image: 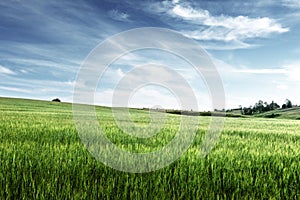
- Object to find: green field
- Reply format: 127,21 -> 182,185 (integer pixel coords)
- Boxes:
0,97 -> 299,199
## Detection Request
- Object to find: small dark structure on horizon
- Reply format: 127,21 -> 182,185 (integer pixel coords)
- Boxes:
52,98 -> 61,102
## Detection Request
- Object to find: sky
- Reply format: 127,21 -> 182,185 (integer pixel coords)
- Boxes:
1,0 -> 300,111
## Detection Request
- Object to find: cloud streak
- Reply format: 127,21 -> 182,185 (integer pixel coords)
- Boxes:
0,65 -> 16,75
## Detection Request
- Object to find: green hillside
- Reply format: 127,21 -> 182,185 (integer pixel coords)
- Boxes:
254,107 -> 300,120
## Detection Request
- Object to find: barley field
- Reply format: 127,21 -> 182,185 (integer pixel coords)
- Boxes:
0,97 -> 299,199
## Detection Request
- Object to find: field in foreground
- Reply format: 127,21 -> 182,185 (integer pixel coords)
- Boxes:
0,97 -> 299,199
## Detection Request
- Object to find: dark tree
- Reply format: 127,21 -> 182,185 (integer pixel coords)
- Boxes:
242,106 -> 253,115
52,98 -> 61,102
285,99 -> 292,108
253,100 -> 264,113
282,104 -> 287,109
270,101 -> 280,110
263,102 -> 270,112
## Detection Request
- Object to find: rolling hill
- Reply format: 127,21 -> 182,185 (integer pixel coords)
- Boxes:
254,107 -> 300,120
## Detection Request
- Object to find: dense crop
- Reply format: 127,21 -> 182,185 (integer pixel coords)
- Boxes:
0,97 -> 299,199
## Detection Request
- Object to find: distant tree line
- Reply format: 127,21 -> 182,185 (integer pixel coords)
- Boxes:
241,99 -> 293,115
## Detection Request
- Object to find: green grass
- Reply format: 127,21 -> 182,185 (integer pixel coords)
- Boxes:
255,107 -> 300,120
0,97 -> 299,199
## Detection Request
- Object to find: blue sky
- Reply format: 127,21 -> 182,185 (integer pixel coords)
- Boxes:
1,0 -> 300,110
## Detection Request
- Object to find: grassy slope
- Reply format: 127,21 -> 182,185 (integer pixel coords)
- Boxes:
0,97 -> 299,199
254,107 -> 300,120
226,107 -> 300,120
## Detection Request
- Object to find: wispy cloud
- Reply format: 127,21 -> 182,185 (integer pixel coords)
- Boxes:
108,10 -> 130,22
0,65 -> 16,75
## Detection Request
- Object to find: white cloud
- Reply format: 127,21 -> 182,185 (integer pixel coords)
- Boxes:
172,4 -> 289,42
172,5 -> 209,19
108,10 -> 130,22
0,65 -> 16,75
